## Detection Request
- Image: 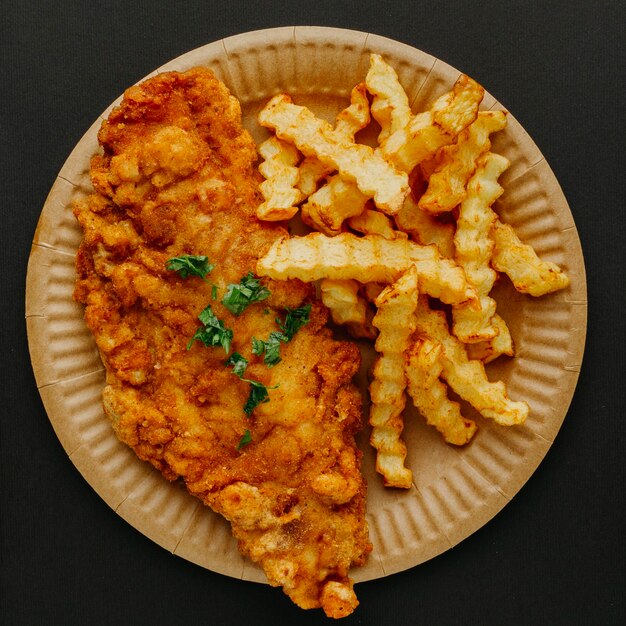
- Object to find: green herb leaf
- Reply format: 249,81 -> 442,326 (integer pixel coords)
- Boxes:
241,378 -> 278,415
222,272 -> 271,316
166,255 -> 214,280
250,305 -> 310,367
263,331 -> 287,367
187,304 -> 233,353
211,284 -> 218,300
251,337 -> 266,356
225,352 -> 248,378
276,304 -> 311,341
250,331 -> 287,367
237,429 -> 252,450
264,332 -> 286,367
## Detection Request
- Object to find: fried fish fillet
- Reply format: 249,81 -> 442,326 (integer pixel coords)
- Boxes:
73,67 -> 371,618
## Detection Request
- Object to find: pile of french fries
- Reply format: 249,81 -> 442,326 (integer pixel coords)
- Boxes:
255,54 -> 570,489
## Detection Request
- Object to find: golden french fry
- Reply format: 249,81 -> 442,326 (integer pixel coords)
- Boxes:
301,174 -> 369,235
347,208 -> 399,240
452,152 -> 509,343
258,94 -> 408,213
335,82 -> 371,138
320,277 -> 377,342
361,282 -> 386,303
256,232 -> 477,306
380,99 -> 449,173
419,151 -> 445,180
320,278 -> 368,326
257,136 -> 304,220
415,296 -> 529,425
346,305 -> 378,341
433,75 -> 485,135
369,267 -> 418,488
406,338 -> 477,445
418,111 -> 507,214
394,193 -> 456,259
296,156 -> 331,198
297,83 -> 371,197
466,314 -> 514,363
365,53 -> 412,143
381,75 -> 484,173
491,220 -> 570,296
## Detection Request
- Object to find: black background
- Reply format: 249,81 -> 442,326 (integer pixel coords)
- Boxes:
2,2 -> 624,625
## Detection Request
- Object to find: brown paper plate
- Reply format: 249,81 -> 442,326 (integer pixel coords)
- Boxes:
26,27 -> 587,584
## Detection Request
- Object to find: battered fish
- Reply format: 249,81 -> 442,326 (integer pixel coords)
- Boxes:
73,68 -> 371,618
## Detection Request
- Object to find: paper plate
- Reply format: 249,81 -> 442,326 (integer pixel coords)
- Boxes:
26,26 -> 587,584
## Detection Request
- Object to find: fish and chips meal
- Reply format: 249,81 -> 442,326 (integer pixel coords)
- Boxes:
72,54 -> 570,617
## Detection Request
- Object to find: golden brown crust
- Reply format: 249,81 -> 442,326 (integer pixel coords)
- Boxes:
73,67 -> 370,617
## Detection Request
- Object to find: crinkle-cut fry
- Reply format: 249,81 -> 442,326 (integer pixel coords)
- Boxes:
365,53 -> 412,143
362,282 -> 386,303
369,267 -> 418,488
320,278 -> 368,326
382,75 -> 484,173
346,305 -> 378,341
257,136 -> 304,221
466,314 -> 514,363
419,111 -> 508,214
406,338 -> 477,445
347,208 -> 399,240
256,232 -> 477,306
301,174 -> 369,236
320,282 -> 378,340
419,152 -> 445,180
434,75 -> 485,135
297,83 -> 371,197
380,96 -> 450,173
297,157 -> 331,197
258,94 -> 408,214
395,194 -> 455,259
452,152 -> 509,343
491,220 -> 570,296
335,82 -> 371,138
415,296 -> 529,425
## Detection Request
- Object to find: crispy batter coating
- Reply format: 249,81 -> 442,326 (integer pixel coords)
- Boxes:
73,67 -> 370,618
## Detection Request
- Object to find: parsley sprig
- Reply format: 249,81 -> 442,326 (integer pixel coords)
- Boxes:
250,304 -> 312,367
187,305 -> 233,353
241,378 -> 277,415
222,272 -> 271,315
225,352 -> 249,378
237,429 -> 252,450
225,351 -> 277,417
251,331 -> 286,367
276,305 -> 312,340
166,255 -> 215,280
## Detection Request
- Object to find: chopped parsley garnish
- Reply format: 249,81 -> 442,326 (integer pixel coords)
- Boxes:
276,304 -> 311,340
237,429 -> 252,450
241,378 -> 278,415
222,272 -> 271,316
165,255 -> 214,280
249,305 -> 311,367
187,304 -> 233,353
251,331 -> 287,367
211,284 -> 218,300
251,337 -> 266,355
225,352 -> 248,378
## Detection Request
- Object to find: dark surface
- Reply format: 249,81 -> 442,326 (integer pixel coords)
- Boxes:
1,2 -> 624,625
